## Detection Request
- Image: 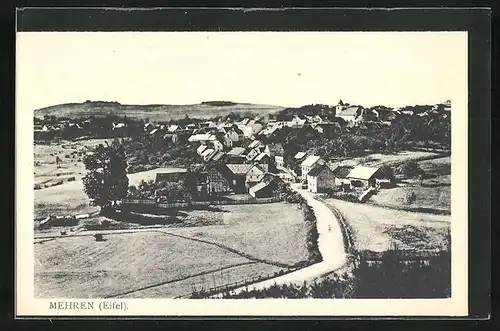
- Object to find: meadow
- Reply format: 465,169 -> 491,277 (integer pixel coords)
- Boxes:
34,102 -> 284,122
34,203 -> 307,298
325,199 -> 450,252
369,156 -> 451,213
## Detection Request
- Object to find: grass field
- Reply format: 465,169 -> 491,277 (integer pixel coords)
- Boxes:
325,199 -> 450,252
172,203 -> 309,266
332,150 -> 443,168
34,139 -> 114,189
369,156 -> 451,212
34,231 -> 279,298
34,202 -> 306,298
34,164 -> 183,219
119,262 -> 284,298
34,102 -> 284,122
369,186 -> 450,212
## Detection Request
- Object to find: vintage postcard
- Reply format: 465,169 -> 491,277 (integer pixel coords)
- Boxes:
16,27 -> 470,316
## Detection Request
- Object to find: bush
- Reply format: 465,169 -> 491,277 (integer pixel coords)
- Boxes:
396,161 -> 423,178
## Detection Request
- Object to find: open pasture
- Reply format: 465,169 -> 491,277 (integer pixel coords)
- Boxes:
325,199 -> 450,252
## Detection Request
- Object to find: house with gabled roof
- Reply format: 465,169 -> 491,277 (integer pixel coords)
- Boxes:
254,152 -> 271,166
249,174 -> 283,198
246,148 -> 260,162
331,165 -> 353,186
201,148 -> 216,162
197,144 -> 208,155
167,124 -> 181,133
300,155 -> 325,181
227,147 -> 246,157
306,163 -> 336,193
226,164 -> 255,193
247,140 -> 262,150
337,105 -> 363,123
205,164 -> 233,195
245,165 -> 267,188
346,166 -> 382,188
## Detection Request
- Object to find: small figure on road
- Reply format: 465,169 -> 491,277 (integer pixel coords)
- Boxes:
56,156 -> 62,168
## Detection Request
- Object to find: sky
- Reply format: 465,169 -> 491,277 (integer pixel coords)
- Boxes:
16,31 -> 467,111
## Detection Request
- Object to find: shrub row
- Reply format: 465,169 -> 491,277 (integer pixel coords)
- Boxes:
302,203 -> 322,264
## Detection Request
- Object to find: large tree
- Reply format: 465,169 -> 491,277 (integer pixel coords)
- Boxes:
82,140 -> 129,212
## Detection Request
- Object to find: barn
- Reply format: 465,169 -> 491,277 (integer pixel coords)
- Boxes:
346,166 -> 382,188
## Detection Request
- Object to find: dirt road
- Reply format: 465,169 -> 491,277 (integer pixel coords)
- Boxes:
215,185 -> 347,296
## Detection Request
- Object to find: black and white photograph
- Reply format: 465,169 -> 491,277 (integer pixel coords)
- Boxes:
15,8 -> 481,317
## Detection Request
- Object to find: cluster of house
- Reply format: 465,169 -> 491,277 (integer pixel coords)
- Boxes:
34,121 -> 83,140
292,152 -> 391,194
142,117 -> 264,145
154,137 -> 283,199
34,118 -> 129,140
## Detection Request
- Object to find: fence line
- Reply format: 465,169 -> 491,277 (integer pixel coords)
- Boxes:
174,263 -> 312,299
122,196 -> 284,210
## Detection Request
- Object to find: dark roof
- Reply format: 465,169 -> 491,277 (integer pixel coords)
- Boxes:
211,151 -> 225,162
332,165 -> 353,178
208,164 -> 233,181
307,164 -> 332,177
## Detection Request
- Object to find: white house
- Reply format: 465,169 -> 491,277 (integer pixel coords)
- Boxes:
188,133 -> 216,143
274,156 -> 284,168
197,144 -> 208,155
201,148 -> 216,162
307,164 -> 336,193
300,155 -> 324,181
245,165 -> 267,187
338,106 -> 363,123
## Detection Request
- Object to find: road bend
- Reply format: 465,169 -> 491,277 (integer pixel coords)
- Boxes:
212,184 -> 347,297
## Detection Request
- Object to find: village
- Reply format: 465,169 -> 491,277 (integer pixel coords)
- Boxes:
115,99 -> 451,205
33,99 -> 452,299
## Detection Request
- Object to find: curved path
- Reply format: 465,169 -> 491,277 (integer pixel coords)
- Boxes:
213,184 -> 347,296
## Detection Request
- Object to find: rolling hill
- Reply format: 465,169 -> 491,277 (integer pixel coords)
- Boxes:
34,101 -> 285,122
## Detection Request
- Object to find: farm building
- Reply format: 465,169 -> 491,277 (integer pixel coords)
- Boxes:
346,166 -> 382,189
332,165 -> 353,187
205,164 -> 233,195
300,155 -> 325,181
306,164 -> 336,193
245,165 -> 267,187
155,168 -> 191,184
249,175 -> 283,198
226,164 -> 255,193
